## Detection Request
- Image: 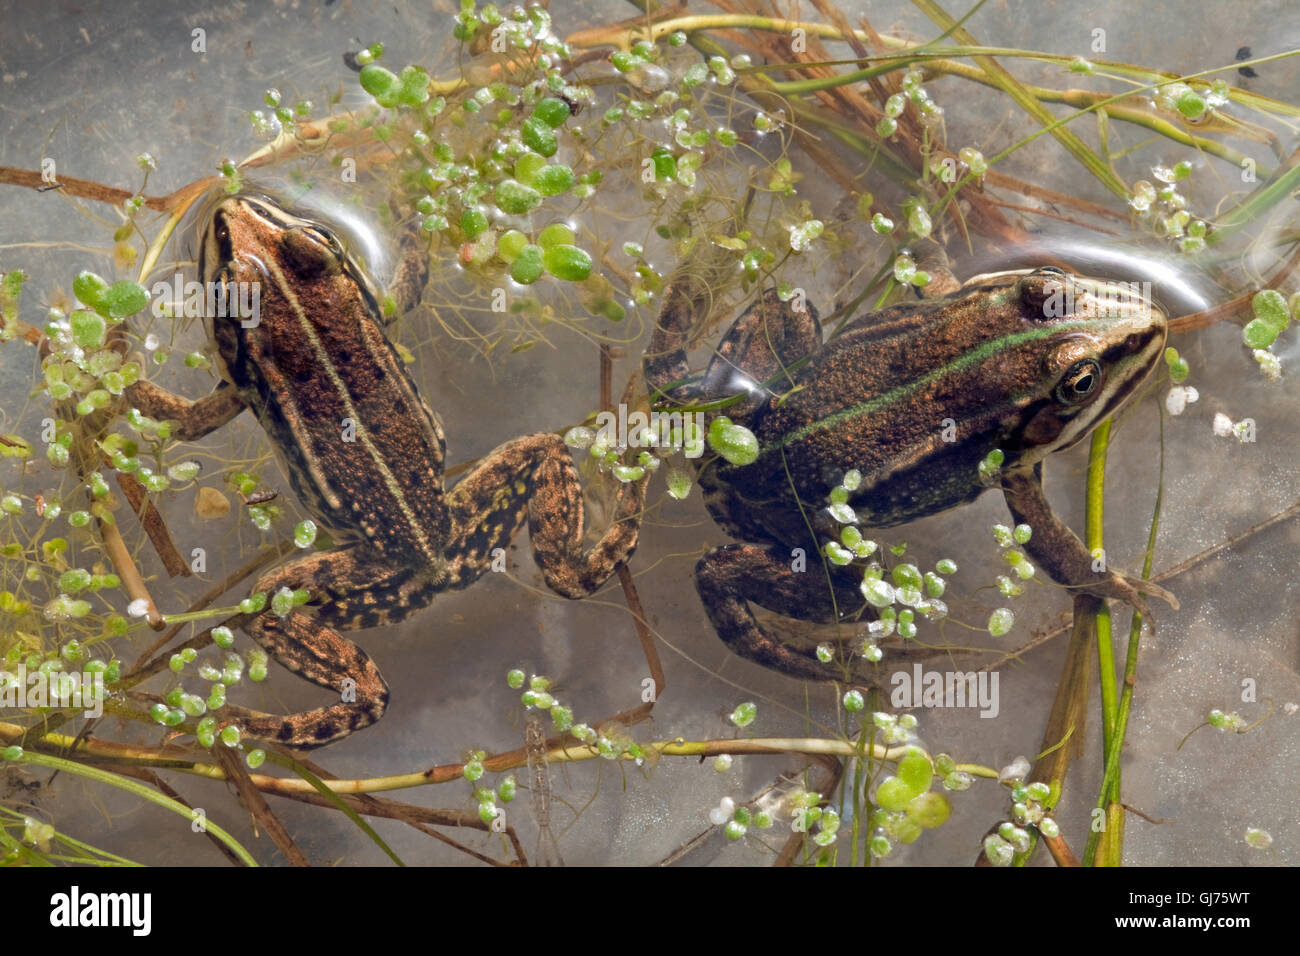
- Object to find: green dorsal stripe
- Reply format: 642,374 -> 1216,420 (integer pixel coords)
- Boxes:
768,318 -> 1114,452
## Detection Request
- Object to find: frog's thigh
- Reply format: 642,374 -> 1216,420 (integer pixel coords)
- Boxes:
695,543 -> 856,681
236,547 -> 422,746
446,433 -> 645,598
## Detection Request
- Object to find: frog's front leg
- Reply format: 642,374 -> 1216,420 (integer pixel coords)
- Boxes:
911,242 -> 962,299
1001,463 -> 1178,615
646,282 -> 821,414
383,224 -> 431,326
694,543 -> 868,681
444,433 -> 645,597
125,380 -> 246,441
224,544 -> 433,746
695,289 -> 821,419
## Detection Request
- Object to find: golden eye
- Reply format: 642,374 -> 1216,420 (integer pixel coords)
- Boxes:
1055,359 -> 1102,404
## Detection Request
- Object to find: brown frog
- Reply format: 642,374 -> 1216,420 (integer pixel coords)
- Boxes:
645,263 -> 1175,680
129,195 -> 644,746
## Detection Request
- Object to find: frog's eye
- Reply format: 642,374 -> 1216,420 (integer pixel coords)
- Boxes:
301,226 -> 338,252
1055,358 -> 1102,404
316,227 -> 347,260
314,227 -> 351,267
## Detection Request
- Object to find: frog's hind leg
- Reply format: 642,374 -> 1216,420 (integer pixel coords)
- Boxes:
444,433 -> 646,598
228,545 -> 434,747
695,543 -> 864,681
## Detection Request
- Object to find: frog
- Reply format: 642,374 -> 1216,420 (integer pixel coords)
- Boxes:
644,261 -> 1176,682
127,194 -> 645,746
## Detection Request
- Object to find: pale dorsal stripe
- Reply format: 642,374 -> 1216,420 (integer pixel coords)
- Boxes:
259,252 -> 439,564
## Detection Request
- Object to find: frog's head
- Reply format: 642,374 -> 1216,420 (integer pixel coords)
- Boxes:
198,195 -> 386,375
993,266 -> 1169,462
195,192 -> 382,338
200,194 -> 362,292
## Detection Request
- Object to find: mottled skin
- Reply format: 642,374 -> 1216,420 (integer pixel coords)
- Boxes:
129,196 -> 644,746
645,266 -> 1174,682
